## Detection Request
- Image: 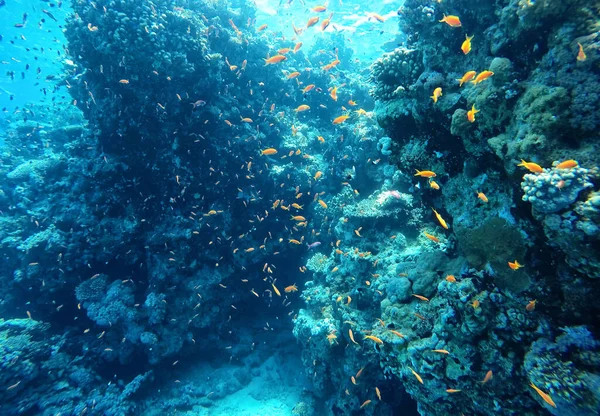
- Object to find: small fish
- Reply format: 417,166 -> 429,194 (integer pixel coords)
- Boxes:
431,87 -> 442,103
349,329 -> 359,345
431,349 -> 450,354
375,387 -> 382,400
272,283 -> 281,296
307,241 -> 321,249
457,70 -> 477,86
314,171 -> 323,180
293,42 -> 302,53
330,86 -> 338,101
321,13 -> 333,31
424,232 -> 440,243
332,114 -> 349,124
412,294 -> 429,302
414,169 -> 436,178
318,199 -> 328,209
439,14 -> 461,27
477,191 -> 488,203
461,35 -> 474,54
471,299 -> 480,309
508,260 -> 524,270
429,180 -> 440,190
285,284 -> 298,292
481,370 -> 493,384
530,381 -> 557,408
364,335 -> 384,344
518,159 -> 543,173
471,70 -> 494,85
446,389 -> 461,393
445,275 -> 456,283
312,5 -> 327,12
388,330 -> 405,338
291,215 -> 306,221
295,104 -> 310,112
359,400 -> 371,409
555,159 -> 578,169
289,239 -> 302,244
577,42 -> 586,62
261,148 -> 278,156
119,79 -> 130,84
306,16 -> 319,28
264,55 -> 287,65
302,84 -> 316,93
257,24 -> 268,31
368,12 -> 386,23
432,208 -> 449,230
526,299 -> 537,312
409,367 -> 424,384
467,104 -> 479,122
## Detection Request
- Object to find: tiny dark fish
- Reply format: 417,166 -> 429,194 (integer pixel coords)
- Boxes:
43,10 -> 58,22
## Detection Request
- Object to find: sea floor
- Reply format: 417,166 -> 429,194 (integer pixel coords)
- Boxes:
143,329 -> 309,416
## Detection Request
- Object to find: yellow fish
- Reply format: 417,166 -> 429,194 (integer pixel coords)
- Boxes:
461,35 -> 473,54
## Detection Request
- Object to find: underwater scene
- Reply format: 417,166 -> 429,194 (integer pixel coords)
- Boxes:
0,0 -> 599,414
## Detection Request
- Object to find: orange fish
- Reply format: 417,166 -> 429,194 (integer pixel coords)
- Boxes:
477,191 -> 488,203
471,70 -> 494,84
446,389 -> 461,393
318,199 -> 328,209
278,47 -> 292,54
530,382 -> 557,408
369,12 -> 386,23
312,5 -> 327,12
526,300 -> 537,311
285,284 -> 298,292
364,335 -> 384,344
332,114 -> 349,125
445,275 -> 456,282
471,299 -> 480,309
461,35 -> 473,54
412,294 -> 429,302
577,42 -> 587,62
432,349 -> 450,354
518,159 -> 543,173
439,14 -> 461,27
432,208 -> 449,230
287,71 -> 301,79
302,84 -> 316,93
293,42 -> 303,53
264,55 -> 287,65
556,159 -> 578,169
349,329 -> 359,345
261,148 -> 278,155
508,260 -> 523,270
481,370 -> 493,384
306,16 -> 319,28
409,367 -> 424,384
414,169 -> 436,178
431,87 -> 442,103
429,180 -> 440,190
360,400 -> 371,409
467,104 -> 479,122
295,104 -> 310,112
375,387 -> 382,400
330,86 -> 338,101
424,232 -> 440,243
457,70 -> 477,86
257,24 -> 268,31
388,330 -> 405,338
321,13 -> 333,31
314,171 -> 323,180
291,215 -> 306,221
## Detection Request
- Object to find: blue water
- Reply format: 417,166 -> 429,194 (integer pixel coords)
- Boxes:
1,0 -> 599,415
